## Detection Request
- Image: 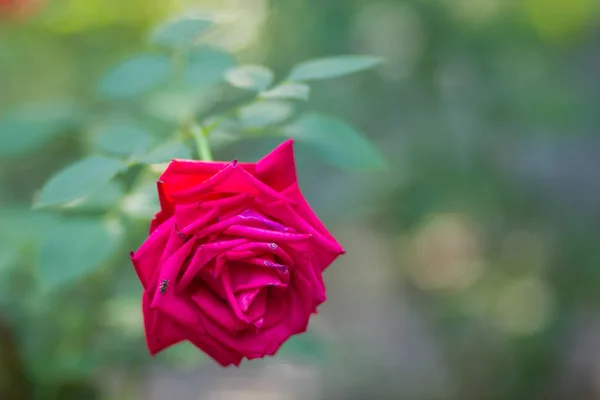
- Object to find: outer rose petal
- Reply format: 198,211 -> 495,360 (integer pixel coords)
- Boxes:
152,159 -> 256,231
152,290 -> 244,366
253,138 -> 345,264
282,183 -> 346,262
151,139 -> 297,233
254,139 -> 297,192
151,161 -> 225,232
143,288 -> 185,354
130,219 -> 172,288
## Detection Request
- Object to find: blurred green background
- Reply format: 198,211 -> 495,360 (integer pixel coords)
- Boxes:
2,0 -> 600,399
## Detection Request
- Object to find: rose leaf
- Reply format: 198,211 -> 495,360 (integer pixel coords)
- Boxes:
34,155 -> 126,209
37,218 -> 120,290
149,16 -> 212,48
225,65 -> 274,91
97,54 -> 171,99
282,113 -> 386,170
287,55 -> 382,82
260,83 -> 310,101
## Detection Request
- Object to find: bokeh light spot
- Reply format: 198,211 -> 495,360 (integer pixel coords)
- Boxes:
492,277 -> 555,336
405,213 -> 484,291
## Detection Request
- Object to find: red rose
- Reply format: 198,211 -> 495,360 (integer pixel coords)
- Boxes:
130,139 -> 345,366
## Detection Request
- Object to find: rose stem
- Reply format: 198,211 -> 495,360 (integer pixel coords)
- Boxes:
190,125 -> 213,161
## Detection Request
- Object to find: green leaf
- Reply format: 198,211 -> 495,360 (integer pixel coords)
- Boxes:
37,218 -> 120,290
65,180 -> 125,211
0,102 -> 82,156
94,121 -> 151,157
0,209 -> 48,268
282,113 -> 386,169
225,65 -> 274,91
150,16 -> 212,48
260,82 -> 310,101
136,141 -> 191,164
184,47 -> 237,87
34,155 -> 125,209
288,55 -> 382,81
238,101 -> 294,129
98,54 -> 171,99
143,85 -> 218,124
0,208 -> 58,247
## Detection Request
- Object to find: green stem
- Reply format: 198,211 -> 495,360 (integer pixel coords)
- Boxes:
190,125 -> 213,161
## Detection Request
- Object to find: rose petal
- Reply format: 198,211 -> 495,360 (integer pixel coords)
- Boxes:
237,257 -> 288,273
152,290 -> 243,366
149,209 -> 169,234
262,200 -> 342,255
197,268 -> 227,299
254,139 -> 297,192
174,193 -> 253,235
178,238 -> 248,290
200,192 -> 252,208
297,253 -> 327,310
142,288 -> 185,355
224,225 -> 311,242
201,281 -> 309,358
151,238 -> 196,308
193,213 -> 245,239
260,289 -> 288,329
243,288 -> 267,325
188,334 -> 243,367
237,209 -> 290,232
220,266 -> 253,323
171,165 -> 294,205
235,287 -> 261,313
225,241 -> 295,267
262,200 -> 344,275
130,218 -> 174,289
175,206 -> 220,236
228,263 -> 287,292
191,287 -> 248,331
155,161 -> 227,221
290,268 -> 317,318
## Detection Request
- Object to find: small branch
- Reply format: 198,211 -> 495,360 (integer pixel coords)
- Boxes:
190,125 -> 213,161
0,313 -> 32,400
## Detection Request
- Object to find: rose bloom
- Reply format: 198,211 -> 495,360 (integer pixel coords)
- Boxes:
130,139 -> 345,366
